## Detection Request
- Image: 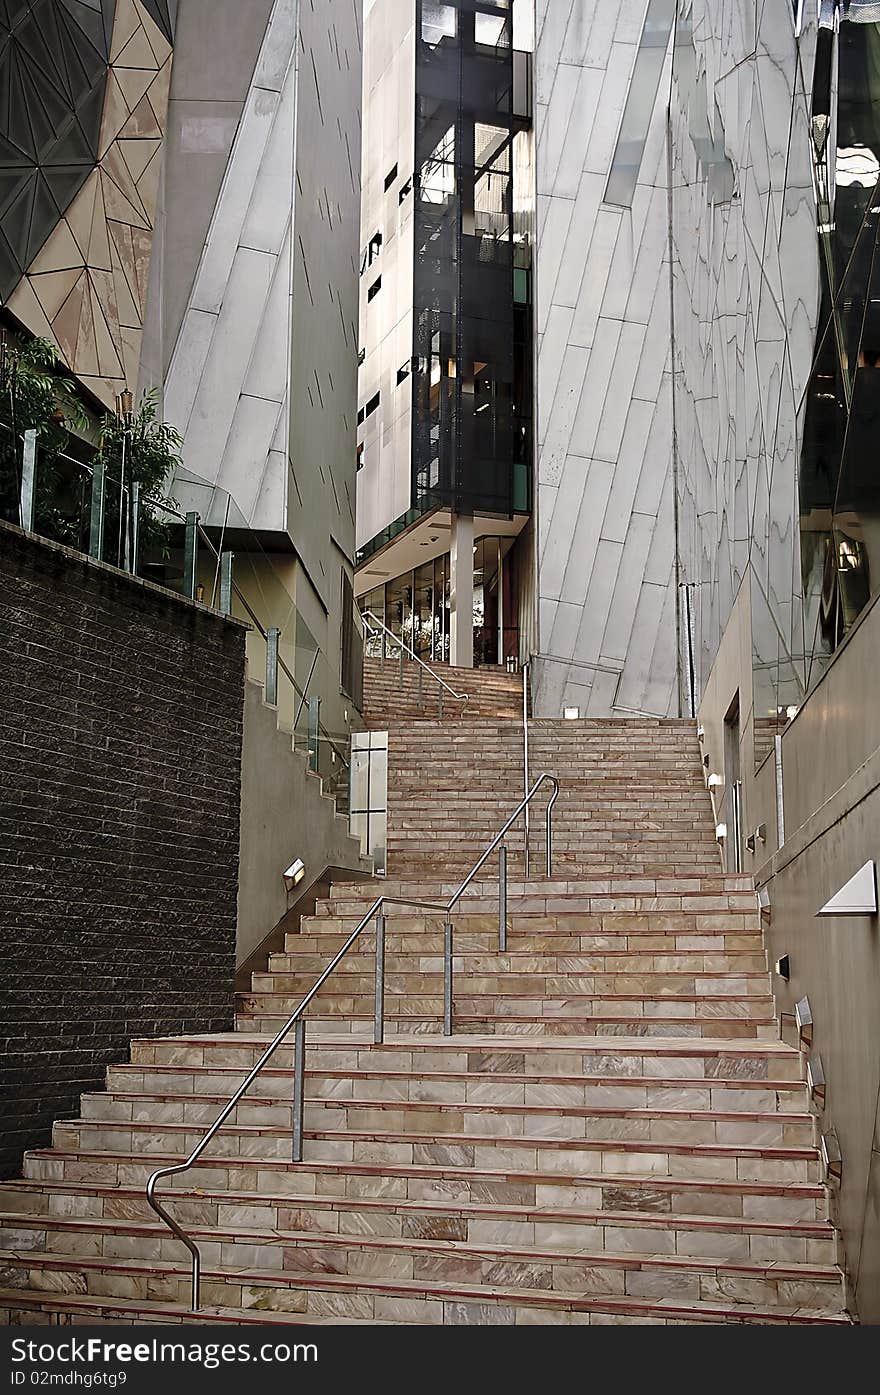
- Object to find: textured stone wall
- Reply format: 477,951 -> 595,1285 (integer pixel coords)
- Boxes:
0,521 -> 246,1178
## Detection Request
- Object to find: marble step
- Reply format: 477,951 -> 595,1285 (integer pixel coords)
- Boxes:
20,1150 -> 827,1222
269,950 -> 770,974
248,970 -> 773,996
76,1090 -> 816,1148
127,1033 -> 805,1080
0,1178 -> 838,1262
0,1222 -> 846,1312
236,1011 -> 779,1040
105,1061 -> 809,1112
0,1256 -> 848,1325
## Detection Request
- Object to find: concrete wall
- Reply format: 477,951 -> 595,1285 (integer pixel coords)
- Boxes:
699,579 -> 880,1321
237,678 -> 371,971
0,521 -> 246,1178
758,596 -> 880,1323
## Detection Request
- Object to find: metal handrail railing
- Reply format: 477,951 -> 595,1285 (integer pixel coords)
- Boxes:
362,609 -> 469,718
522,660 -> 530,879
146,771 -> 560,1311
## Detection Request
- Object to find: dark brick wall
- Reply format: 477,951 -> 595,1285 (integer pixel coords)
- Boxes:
0,522 -> 247,1178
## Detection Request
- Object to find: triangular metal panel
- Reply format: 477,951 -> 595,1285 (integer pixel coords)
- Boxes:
817,861 -> 878,917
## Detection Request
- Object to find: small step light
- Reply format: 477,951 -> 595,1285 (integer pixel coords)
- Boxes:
707,772 -> 723,788
795,994 -> 813,1043
758,885 -> 771,909
283,858 -> 306,892
715,822 -> 727,842
563,706 -> 580,719
820,1130 -> 842,1184
807,1053 -> 826,1106
697,725 -> 705,741
774,953 -> 790,980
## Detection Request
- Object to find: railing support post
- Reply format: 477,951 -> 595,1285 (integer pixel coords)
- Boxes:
418,662 -> 423,708
292,1017 -> 306,1163
444,921 -> 454,1036
399,642 -> 404,691
374,914 -> 385,1045
307,695 -> 320,772
523,662 -> 530,880
89,456 -> 105,560
266,627 -> 280,705
20,429 -> 36,531
183,511 -> 199,599
219,551 -> 234,615
129,481 -> 141,575
499,842 -> 508,952
546,798 -> 554,879
439,685 -> 443,720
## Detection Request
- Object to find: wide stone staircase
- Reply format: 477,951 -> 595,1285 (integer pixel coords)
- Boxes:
362,655 -> 522,723
0,669 -> 852,1325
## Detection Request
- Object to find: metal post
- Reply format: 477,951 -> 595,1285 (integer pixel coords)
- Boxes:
130,481 -> 141,575
399,642 -> 404,691
546,798 -> 553,879
499,842 -> 508,951
219,551 -> 234,615
443,921 -> 453,1036
418,661 -> 423,708
183,511 -> 199,599
89,456 -> 105,560
265,627 -> 280,705
292,1018 -> 306,1163
523,662 -> 530,880
307,695 -> 320,772
438,685 -> 443,720
774,734 -> 785,847
20,429 -> 36,531
374,914 -> 385,1044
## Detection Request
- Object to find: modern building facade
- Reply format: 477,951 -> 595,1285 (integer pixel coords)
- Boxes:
1,0 -> 364,739
355,0 -> 535,668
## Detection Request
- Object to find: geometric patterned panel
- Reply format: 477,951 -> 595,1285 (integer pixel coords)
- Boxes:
6,0 -> 172,406
0,0 -> 116,299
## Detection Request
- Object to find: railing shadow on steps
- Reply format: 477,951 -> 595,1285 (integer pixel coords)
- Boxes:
146,771 -> 560,1311
362,609 -> 468,718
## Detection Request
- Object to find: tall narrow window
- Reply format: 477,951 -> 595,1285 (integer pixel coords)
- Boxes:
604,0 -> 677,208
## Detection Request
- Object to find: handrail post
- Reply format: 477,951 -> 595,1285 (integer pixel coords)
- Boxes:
292,1017 -> 306,1162
374,914 -> 386,1044
439,685 -> 443,720
266,627 -> 280,705
219,551 -> 234,615
307,695 -> 320,772
546,794 -> 554,878
499,842 -> 508,951
418,661 -> 423,708
399,642 -> 404,691
183,511 -> 199,599
89,456 -> 105,560
20,429 -> 36,531
444,920 -> 454,1036
129,481 -> 141,575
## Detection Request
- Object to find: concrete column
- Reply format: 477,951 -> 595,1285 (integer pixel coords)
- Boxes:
449,512 -> 474,668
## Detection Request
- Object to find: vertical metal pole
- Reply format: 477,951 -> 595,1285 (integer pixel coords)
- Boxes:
130,481 -> 141,575
308,695 -> 320,772
399,641 -> 404,691
266,627 -> 280,705
546,797 -> 553,879
374,914 -> 385,1044
439,685 -> 443,720
183,511 -> 199,599
499,842 -> 508,951
418,661 -> 423,708
292,1018 -> 306,1163
497,538 -> 503,666
443,920 -> 453,1036
89,456 -> 105,560
523,662 -> 530,880
219,552 -> 234,615
20,429 -> 36,531
774,734 -> 785,847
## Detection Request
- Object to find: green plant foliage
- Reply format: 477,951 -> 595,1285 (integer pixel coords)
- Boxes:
96,390 -> 182,563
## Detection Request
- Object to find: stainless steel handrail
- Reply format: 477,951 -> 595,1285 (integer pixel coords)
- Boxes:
522,660 -> 530,880
146,772 -> 559,1311
363,609 -> 469,715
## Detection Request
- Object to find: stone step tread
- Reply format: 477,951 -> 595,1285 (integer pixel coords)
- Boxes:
85,1091 -> 812,1124
0,1180 -> 836,1237
109,1063 -> 806,1091
55,1116 -> 818,1160
26,1150 -> 825,1197
129,1032 -> 800,1054
0,1266 -> 848,1325
1,1234 -> 843,1287
0,1287 -> 361,1326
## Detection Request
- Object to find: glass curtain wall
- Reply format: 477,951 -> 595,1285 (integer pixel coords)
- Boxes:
412,1 -> 518,517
